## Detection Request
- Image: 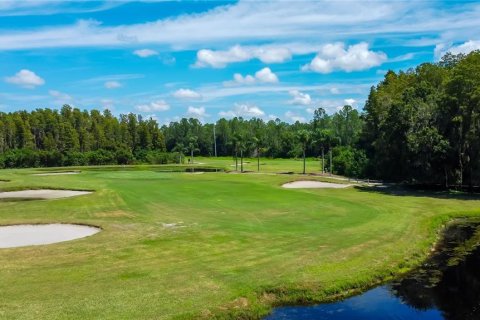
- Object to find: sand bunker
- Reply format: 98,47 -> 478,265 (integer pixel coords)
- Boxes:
282,181 -> 352,189
0,189 -> 91,200
33,171 -> 80,176
0,224 -> 100,248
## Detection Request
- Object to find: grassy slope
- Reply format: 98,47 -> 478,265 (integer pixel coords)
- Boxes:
0,163 -> 479,319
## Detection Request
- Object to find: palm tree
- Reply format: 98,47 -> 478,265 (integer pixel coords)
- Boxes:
296,130 -> 311,174
238,139 -> 247,173
229,135 -> 239,171
251,136 -> 262,172
187,136 -> 199,166
232,132 -> 246,172
172,142 -> 185,164
313,129 -> 332,174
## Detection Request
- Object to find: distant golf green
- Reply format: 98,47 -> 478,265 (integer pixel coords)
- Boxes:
0,160 -> 479,319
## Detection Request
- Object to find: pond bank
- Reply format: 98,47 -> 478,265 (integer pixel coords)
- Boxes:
264,220 -> 480,319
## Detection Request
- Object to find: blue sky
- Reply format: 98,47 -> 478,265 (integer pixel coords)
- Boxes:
1,0 -> 480,124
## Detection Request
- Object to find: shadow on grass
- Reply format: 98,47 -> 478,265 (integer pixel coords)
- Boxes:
354,184 -> 480,201
0,198 -> 42,203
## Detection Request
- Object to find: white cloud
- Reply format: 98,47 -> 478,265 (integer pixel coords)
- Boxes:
0,2 -> 479,54
434,40 -> 480,60
225,67 -> 279,86
255,67 -> 279,83
186,106 -> 207,119
104,81 -> 122,89
173,88 -> 202,100
199,83 -> 371,101
288,90 -> 312,105
0,1 -> 122,17
231,73 -> 256,85
330,87 -> 340,94
5,69 -> 45,88
133,48 -> 158,58
219,103 -> 265,118
285,111 -> 306,123
195,45 -> 291,68
302,42 -> 387,73
49,90 -> 72,104
135,100 -> 170,112
344,98 -> 356,106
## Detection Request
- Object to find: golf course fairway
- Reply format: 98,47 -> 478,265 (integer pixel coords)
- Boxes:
0,166 -> 479,319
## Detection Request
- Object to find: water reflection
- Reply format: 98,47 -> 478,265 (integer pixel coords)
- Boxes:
265,222 -> 480,320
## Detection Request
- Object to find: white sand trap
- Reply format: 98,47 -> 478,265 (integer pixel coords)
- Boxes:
0,189 -> 91,200
34,171 -> 80,176
0,224 -> 100,248
282,181 -> 352,189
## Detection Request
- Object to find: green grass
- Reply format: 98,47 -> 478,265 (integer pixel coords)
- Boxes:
0,162 -> 479,319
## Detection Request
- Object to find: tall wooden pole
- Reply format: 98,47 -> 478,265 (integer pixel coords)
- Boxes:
213,124 -> 217,157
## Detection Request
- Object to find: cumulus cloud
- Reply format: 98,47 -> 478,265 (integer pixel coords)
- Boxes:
173,88 -> 202,100
219,103 -> 265,118
135,100 -> 170,112
226,67 -> 279,86
255,67 -> 279,83
133,48 -> 158,57
285,111 -> 306,123
344,98 -> 356,106
434,40 -> 480,60
288,90 -> 312,105
195,45 -> 291,68
302,42 -> 387,73
5,69 -> 45,88
186,106 -> 207,119
104,81 -> 122,89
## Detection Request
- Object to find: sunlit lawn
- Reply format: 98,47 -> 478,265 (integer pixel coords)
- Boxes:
0,163 -> 479,319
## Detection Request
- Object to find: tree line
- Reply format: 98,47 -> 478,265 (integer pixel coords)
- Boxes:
0,108 -> 170,167
1,51 -> 479,188
361,51 -> 480,188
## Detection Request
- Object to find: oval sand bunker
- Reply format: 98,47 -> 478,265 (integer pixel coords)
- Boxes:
33,171 -> 80,176
282,181 -> 351,189
0,224 -> 100,248
0,189 -> 91,200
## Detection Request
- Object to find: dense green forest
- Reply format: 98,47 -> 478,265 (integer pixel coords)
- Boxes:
1,51 -> 479,187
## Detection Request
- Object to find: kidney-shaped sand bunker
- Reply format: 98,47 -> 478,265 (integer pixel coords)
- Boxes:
282,181 -> 352,189
0,189 -> 91,200
0,224 -> 100,248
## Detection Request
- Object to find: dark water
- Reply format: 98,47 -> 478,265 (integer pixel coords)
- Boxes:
265,222 -> 480,320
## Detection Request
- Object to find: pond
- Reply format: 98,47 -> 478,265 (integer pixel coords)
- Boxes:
265,221 -> 480,320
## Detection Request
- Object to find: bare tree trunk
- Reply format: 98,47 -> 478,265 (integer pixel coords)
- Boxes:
459,154 -> 463,189
235,150 -> 238,171
444,166 -> 448,189
257,148 -> 260,172
241,149 -> 244,173
191,149 -> 194,173
321,146 -> 325,174
303,148 -> 306,174
330,149 -> 333,175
